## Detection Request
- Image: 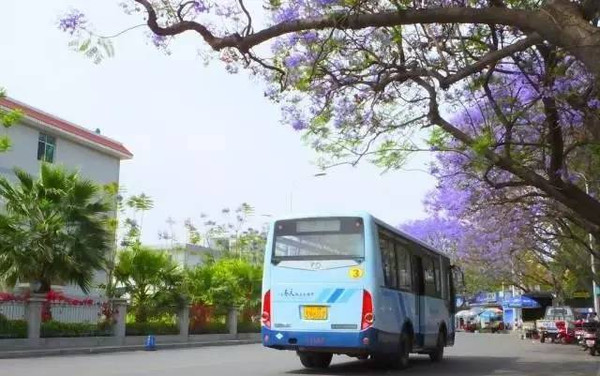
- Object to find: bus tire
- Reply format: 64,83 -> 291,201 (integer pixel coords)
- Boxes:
298,352 -> 333,369
396,332 -> 411,369
429,330 -> 445,362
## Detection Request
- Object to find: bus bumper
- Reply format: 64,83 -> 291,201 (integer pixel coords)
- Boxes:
261,327 -> 378,353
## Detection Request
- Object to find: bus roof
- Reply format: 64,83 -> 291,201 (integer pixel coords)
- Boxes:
269,211 -> 448,259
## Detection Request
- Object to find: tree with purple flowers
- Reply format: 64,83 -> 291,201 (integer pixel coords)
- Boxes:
59,1 -> 600,244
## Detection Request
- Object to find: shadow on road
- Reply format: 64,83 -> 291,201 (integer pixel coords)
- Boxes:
286,355 -> 599,376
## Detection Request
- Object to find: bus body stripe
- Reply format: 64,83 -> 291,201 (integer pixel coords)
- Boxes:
327,289 -> 345,303
317,289 -> 332,303
337,289 -> 358,303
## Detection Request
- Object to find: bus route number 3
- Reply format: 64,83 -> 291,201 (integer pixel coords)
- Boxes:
349,267 -> 364,279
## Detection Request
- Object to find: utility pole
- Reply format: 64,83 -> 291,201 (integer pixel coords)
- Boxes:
577,173 -> 599,313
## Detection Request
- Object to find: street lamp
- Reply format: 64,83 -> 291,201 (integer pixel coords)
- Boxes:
572,172 -> 599,314
289,172 -> 327,212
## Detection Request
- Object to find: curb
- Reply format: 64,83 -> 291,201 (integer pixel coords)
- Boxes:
0,339 -> 261,359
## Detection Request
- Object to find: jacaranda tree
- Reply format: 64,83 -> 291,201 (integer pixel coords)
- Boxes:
60,1 -> 600,243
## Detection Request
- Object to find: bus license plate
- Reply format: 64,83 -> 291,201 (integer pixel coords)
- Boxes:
302,306 -> 328,320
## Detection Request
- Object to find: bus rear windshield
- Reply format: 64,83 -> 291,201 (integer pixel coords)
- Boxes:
272,217 -> 364,261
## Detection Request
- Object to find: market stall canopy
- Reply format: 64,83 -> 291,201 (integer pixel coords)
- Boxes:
502,295 -> 541,309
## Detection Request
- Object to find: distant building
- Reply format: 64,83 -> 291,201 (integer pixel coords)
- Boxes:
152,243 -> 220,268
0,97 -> 133,296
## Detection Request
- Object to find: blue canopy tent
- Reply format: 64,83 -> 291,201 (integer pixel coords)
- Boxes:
503,295 -> 541,309
502,295 -> 541,329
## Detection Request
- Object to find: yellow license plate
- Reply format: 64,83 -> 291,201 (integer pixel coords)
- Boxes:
302,306 -> 328,320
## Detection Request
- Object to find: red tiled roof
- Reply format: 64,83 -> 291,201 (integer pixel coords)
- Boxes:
0,97 -> 133,159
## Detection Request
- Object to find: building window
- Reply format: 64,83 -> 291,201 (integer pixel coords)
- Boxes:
37,133 -> 56,163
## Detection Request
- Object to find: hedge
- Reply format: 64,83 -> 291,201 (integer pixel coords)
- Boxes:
237,321 -> 260,333
126,322 -> 180,336
40,321 -> 111,338
0,317 -> 27,339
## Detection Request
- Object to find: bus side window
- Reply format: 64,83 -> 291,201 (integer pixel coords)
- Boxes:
433,258 -> 442,298
442,259 -> 451,301
379,234 -> 398,289
423,256 -> 436,297
395,241 -> 412,291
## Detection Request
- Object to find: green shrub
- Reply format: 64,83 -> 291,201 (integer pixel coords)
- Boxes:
237,321 -> 260,333
40,321 -> 111,338
126,322 -> 179,336
189,321 -> 228,335
0,315 -> 27,339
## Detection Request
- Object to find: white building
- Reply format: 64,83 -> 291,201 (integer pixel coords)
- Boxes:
152,243 -> 220,269
0,96 -> 132,182
0,96 -> 133,297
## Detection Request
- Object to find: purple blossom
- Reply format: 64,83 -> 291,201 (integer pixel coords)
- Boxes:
316,0 -> 339,5
192,1 -> 210,14
58,10 -> 87,35
274,5 -> 300,23
291,118 -> 308,131
301,31 -> 319,44
588,98 -> 600,109
284,54 -> 304,69
151,34 -> 168,49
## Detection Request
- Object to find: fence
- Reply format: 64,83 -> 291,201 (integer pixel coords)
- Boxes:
0,294 -> 256,348
0,300 -> 27,339
189,304 -> 260,335
41,301 -> 112,338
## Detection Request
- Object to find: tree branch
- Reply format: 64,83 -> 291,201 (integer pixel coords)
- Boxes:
135,0 -> 538,53
439,34 -> 543,89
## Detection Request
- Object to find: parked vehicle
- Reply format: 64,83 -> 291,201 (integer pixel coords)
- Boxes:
583,324 -> 600,356
536,306 -> 575,344
555,321 -> 576,344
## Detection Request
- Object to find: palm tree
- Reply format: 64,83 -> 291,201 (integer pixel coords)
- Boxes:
114,245 -> 184,322
0,163 -> 112,293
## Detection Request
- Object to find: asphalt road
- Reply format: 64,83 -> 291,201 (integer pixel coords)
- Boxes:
1,333 -> 598,376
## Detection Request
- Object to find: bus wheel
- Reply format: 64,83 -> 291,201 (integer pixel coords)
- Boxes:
396,332 -> 411,369
429,330 -> 445,362
298,352 -> 333,369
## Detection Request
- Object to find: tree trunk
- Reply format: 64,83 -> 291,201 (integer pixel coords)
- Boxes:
539,0 -> 600,78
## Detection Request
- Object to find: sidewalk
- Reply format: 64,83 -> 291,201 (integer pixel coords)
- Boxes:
0,334 -> 261,359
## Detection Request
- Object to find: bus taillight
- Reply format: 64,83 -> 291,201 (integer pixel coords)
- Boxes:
361,290 -> 374,330
261,290 -> 271,328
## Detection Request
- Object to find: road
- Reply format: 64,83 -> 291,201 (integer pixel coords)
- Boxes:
1,333 -> 598,376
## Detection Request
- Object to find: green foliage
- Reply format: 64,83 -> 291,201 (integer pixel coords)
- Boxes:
0,164 -> 112,293
114,245 -> 185,322
471,129 -> 493,156
188,202 -> 267,263
189,320 -> 228,335
237,320 -> 260,333
463,267 -> 504,295
68,37 -> 114,65
186,258 -> 262,314
0,316 -> 27,339
0,87 -> 22,153
125,321 -> 179,336
428,126 -> 450,150
40,321 -> 111,338
372,139 -> 411,171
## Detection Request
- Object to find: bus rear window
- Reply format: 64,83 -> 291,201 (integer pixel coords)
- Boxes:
273,217 -> 364,261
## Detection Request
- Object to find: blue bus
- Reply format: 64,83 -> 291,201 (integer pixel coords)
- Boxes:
260,212 -> 461,369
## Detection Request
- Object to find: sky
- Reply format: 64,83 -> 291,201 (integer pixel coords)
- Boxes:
0,1 -> 436,245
